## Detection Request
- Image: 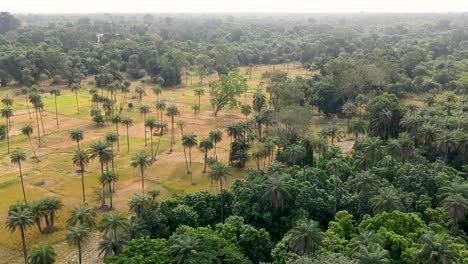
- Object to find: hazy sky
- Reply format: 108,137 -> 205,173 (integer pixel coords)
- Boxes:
3,0 -> 468,13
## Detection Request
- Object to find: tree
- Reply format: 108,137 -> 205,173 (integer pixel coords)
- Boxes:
89,140 -> 113,206
98,211 -> 129,256
29,244 -> 56,264
135,85 -> 146,105
182,132 -> 198,184
195,54 -> 212,84
170,234 -> 200,264
145,117 -> 158,161
7,206 -> 34,264
11,149 -> 28,202
42,197 -> 63,229
49,87 -> 61,129
154,100 -> 166,121
262,173 -> 291,211
414,231 -> 454,264
209,71 -> 247,116
348,117 -> 366,139
139,104 -> 151,146
320,124 -> 341,144
121,117 -> 134,152
70,83 -> 81,114
370,186 -> 403,214
67,203 -> 96,228
253,89 -> 266,112
208,161 -> 231,222
104,237 -> 172,264
366,93 -> 402,140
342,101 -> 357,128
72,150 -> 89,203
439,181 -> 468,223
193,87 -> 205,109
101,172 -> 118,209
166,105 -> 180,152
353,243 -> 389,264
240,104 -> 252,119
111,115 -> 121,152
282,144 -> 306,166
288,219 -> 323,256
1,106 -> 13,153
0,12 -> 21,34
209,129 -> 223,160
131,150 -> 151,194
21,124 -> 39,161
69,128 -> 84,151
105,132 -> 118,172
152,85 -> 162,101
67,225 -> 90,264
29,93 -> 43,146
199,138 -> 214,173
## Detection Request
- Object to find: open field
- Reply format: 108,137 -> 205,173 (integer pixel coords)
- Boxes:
0,63 -> 351,264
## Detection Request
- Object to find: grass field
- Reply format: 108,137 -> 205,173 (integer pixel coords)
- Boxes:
0,63 -> 351,264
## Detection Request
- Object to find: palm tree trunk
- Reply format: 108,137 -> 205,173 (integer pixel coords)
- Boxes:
150,128 -> 154,161
25,95 -> 31,119
126,126 -> 130,152
140,167 -> 145,194
183,144 -> 189,174
115,123 -> 120,152
75,91 -> 79,114
6,117 -> 10,153
155,134 -> 162,161
198,95 -> 201,109
19,162 -> 27,203
20,226 -> 28,264
35,108 -> 41,146
143,113 -> 147,146
170,117 -> 174,152
81,163 -> 86,203
78,242 -> 82,264
54,95 -> 59,128
214,142 -> 217,160
39,108 -> 45,134
220,179 -> 224,223
203,150 -> 208,173
188,146 -> 193,184
28,136 -> 39,161
108,182 -> 113,209
111,144 -> 115,173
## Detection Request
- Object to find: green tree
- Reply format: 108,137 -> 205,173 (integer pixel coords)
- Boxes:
170,233 -> 200,264
439,181 -> 468,223
145,117 -> 157,161
105,132 -> 118,172
209,129 -> 223,160
282,144 -> 306,166
1,106 -> 13,153
29,244 -> 56,264
11,149 -> 28,202
209,71 -> 247,116
111,115 -> 122,152
131,150 -> 152,194
182,132 -> 198,184
193,87 -> 205,109
154,100 -> 166,121
208,161 -> 231,222
70,83 -> 81,114
121,117 -> 134,152
67,203 -> 96,228
166,105 -> 180,152
72,150 -> 90,203
348,117 -> 366,139
262,173 -> 291,211
135,85 -> 146,105
104,237 -> 172,264
370,186 -> 403,214
152,85 -> 163,101
66,225 -> 90,264
199,138 -> 213,173
7,206 -> 34,264
240,104 -> 252,119
288,219 -> 323,256
29,93 -> 43,146
69,128 -> 84,151
320,124 -> 341,144
21,124 -> 39,161
139,104 -> 151,146
49,87 -> 61,129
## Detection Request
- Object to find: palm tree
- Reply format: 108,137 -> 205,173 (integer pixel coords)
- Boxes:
240,104 -> 252,119
111,115 -> 122,152
436,130 -> 457,162
121,117 -> 134,152
355,137 -> 384,169
72,150 -> 90,203
128,193 -> 151,217
135,85 -> 146,105
348,117 -> 367,139
199,138 -> 213,173
66,225 -> 90,264
152,85 -> 162,101
21,124 -> 39,161
1,106 -> 13,153
139,104 -> 151,146
29,244 -> 56,264
98,211 -> 129,255
320,124 -> 341,144
89,140 -> 113,206
20,88 -> 32,119
282,144 -> 306,166
7,206 -> 34,264
101,172 -> 118,209
353,243 -> 389,264
67,203 -> 97,228
415,231 -> 454,264
49,87 -> 61,129
170,234 -> 200,264
166,105 -> 180,152
131,150 -> 152,194
11,149 -> 28,202
145,117 -> 157,161
154,100 -> 166,121
29,93 -> 43,146
42,197 -> 63,229
182,133 -> 198,183
370,186 -> 403,214
288,219 -> 323,256
342,101 -> 357,128
105,132 -> 118,172
70,83 -> 81,114
262,173 -> 292,211
147,189 -> 160,201
69,128 -> 84,151
209,129 -> 222,160
439,181 -> 468,223
193,87 -> 205,109
208,161 -> 231,222
30,201 -> 47,234
99,233 -> 128,257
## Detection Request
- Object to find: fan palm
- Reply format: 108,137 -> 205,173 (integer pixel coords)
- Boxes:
72,150 -> 90,203
111,115 -> 121,152
414,231 -> 454,264
120,117 -> 134,152
170,234 -> 200,264
101,172 -> 119,209
21,124 -> 39,161
348,117 -> 367,139
105,132 -> 118,172
29,93 -> 43,145
152,85 -> 162,101
1,106 -> 13,153
209,129 -> 222,160
193,87 -> 205,109
199,138 -> 213,173
182,133 -> 198,183
370,186 -> 403,214
11,149 -> 28,202
208,161 -> 231,222
166,105 -> 180,152
66,225 -> 90,264
439,181 -> 468,223
288,219 -> 323,256
69,128 -> 84,151
131,150 -> 152,194
67,203 -> 96,228
139,104 -> 151,146
282,144 -> 306,166
135,85 -> 146,105
145,117 -> 157,161
49,87 -> 61,129
29,244 -> 56,264
262,173 -> 291,211
154,100 -> 166,121
70,83 -> 81,114
7,206 -> 34,264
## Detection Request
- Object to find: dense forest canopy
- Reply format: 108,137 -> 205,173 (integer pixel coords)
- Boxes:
1,12 -> 468,264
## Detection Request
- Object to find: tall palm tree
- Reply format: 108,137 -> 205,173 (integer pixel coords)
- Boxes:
240,104 -> 252,119
348,117 -> 367,139
72,150 -> 90,203
131,150 -> 151,194
209,129 -> 222,160
182,133 -> 198,183
135,85 -> 146,105
355,137 -> 384,169
49,87 -> 61,129
98,211 -> 129,255
154,100 -> 166,121
105,132 -> 118,173
111,115 -> 122,152
208,161 -> 231,222
169,234 -> 200,264
288,219 -> 323,256
199,138 -> 213,173
70,83 -> 81,115
30,201 -> 47,234
439,181 -> 468,223
69,128 -> 84,151
145,117 -> 157,161
42,197 -> 63,229
101,172 -> 118,209
262,173 -> 291,211
320,124 -> 341,144
29,93 -> 43,146
29,244 -> 56,264
7,206 -> 34,264
282,144 -> 306,166
11,149 -> 28,202
166,105 -> 180,152
21,124 -> 39,161
1,106 -> 13,153
193,87 -> 205,109
370,186 -> 403,214
66,225 -> 90,264
67,203 -> 97,228
88,140 -> 113,206
415,231 -> 454,264
121,117 -> 134,152
152,85 -> 162,101
342,101 -> 357,128
139,104 -> 151,146
20,88 -> 32,119
436,130 -> 457,162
